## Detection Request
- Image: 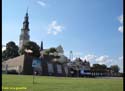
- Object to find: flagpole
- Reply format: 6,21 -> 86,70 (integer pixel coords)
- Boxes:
33,68 -> 35,84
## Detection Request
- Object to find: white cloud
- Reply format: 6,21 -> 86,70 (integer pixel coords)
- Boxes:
82,55 -> 122,66
118,56 -> 123,72
37,0 -> 46,7
118,26 -> 123,33
118,56 -> 123,60
82,54 -> 97,61
81,54 -> 113,66
81,54 -> 97,66
2,47 -> 6,51
118,14 -> 123,33
118,14 -> 123,24
95,55 -> 109,64
95,56 -> 113,66
47,20 -> 64,35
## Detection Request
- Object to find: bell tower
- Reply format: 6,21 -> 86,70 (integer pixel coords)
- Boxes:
19,10 -> 30,50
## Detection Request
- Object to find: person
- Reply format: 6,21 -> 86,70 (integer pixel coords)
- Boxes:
34,71 -> 37,75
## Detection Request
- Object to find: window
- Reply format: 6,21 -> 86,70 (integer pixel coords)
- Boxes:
57,64 -> 62,73
64,66 -> 68,74
47,63 -> 54,73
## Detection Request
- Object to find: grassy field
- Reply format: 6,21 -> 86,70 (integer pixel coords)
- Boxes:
2,74 -> 123,91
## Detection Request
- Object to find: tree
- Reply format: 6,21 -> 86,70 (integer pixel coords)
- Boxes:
110,65 -> 120,73
92,64 -> 100,71
101,64 -> 107,69
20,41 -> 40,57
49,48 -> 57,53
92,64 -> 107,73
42,47 -> 61,64
2,50 -> 7,61
2,41 -> 19,61
43,47 -> 60,58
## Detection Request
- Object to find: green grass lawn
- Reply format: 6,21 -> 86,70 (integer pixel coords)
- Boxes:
2,74 -> 123,91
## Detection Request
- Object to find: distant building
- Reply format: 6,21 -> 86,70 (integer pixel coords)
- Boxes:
68,58 -> 91,77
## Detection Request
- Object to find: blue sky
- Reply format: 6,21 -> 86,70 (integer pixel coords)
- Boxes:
2,0 -> 123,72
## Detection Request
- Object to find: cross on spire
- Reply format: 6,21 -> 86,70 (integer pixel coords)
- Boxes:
26,7 -> 29,17
26,7 -> 28,14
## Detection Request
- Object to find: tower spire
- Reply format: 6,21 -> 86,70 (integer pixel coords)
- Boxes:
25,7 -> 29,18
19,10 -> 30,50
23,8 -> 29,30
26,7 -> 28,15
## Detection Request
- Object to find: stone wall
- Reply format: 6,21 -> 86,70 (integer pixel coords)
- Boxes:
22,54 -> 33,75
